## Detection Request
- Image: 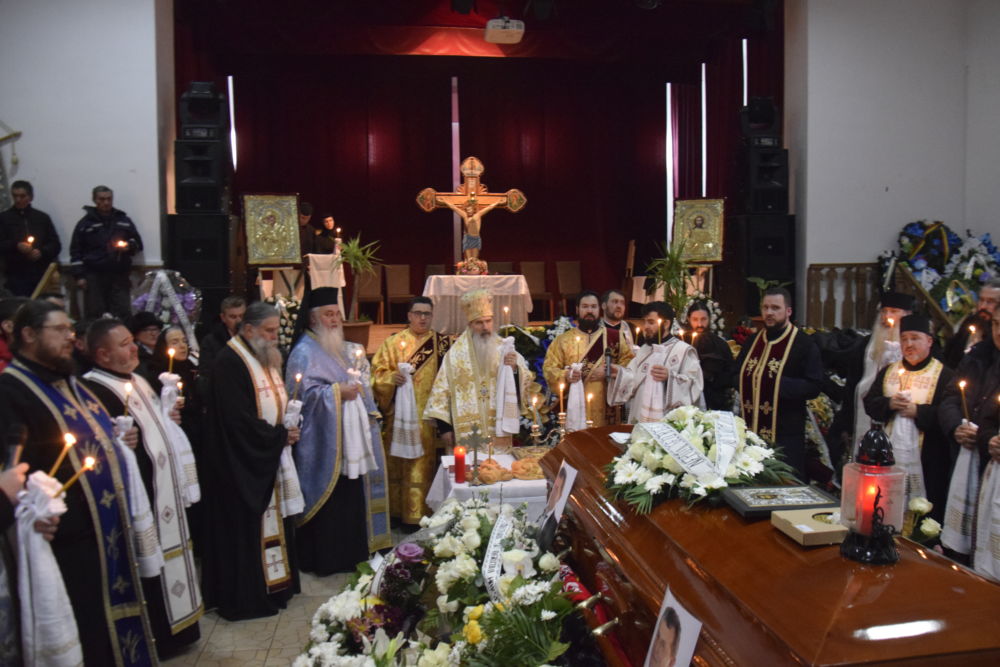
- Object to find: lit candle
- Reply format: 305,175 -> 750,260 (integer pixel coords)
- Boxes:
692,331 -> 698,346
123,382 -> 133,418
292,372 -> 303,401
57,456 -> 96,496
657,318 -> 663,344
587,392 -> 593,415
355,347 -> 364,370
558,382 -> 565,413
531,395 -> 540,426
176,381 -> 184,398
575,334 -> 582,360
503,305 -> 509,320
959,380 -> 970,420
857,480 -> 879,536
116,240 -> 128,249
26,235 -> 34,245
48,433 -> 76,476
454,446 -> 466,484
635,325 -> 641,340
887,317 -> 895,328
167,348 -> 175,374
336,227 -> 342,236
969,324 -> 977,336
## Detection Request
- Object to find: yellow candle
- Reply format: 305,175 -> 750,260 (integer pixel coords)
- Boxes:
897,367 -> 906,392
48,433 -> 76,476
959,380 -> 970,420
587,392 -> 593,413
57,456 -> 96,496
503,305 -> 510,319
657,318 -> 663,344
122,382 -> 133,418
531,395 -> 540,426
558,382 -> 565,413
292,372 -> 303,401
167,348 -> 175,374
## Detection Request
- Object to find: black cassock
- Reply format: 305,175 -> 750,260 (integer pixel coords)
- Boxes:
201,343 -> 300,621
84,371 -> 201,659
862,357 -> 955,523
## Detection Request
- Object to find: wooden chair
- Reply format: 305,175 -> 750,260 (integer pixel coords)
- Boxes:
519,261 -> 554,321
385,264 -> 415,323
556,260 -> 582,316
490,260 -> 513,275
355,265 -> 384,324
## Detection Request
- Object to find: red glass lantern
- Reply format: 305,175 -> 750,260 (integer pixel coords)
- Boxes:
839,422 -> 905,564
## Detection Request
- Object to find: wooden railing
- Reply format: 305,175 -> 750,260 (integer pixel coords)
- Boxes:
806,263 -> 879,330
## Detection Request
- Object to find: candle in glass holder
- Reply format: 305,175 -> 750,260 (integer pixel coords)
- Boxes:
959,380 -> 970,420
57,456 -> 96,496
167,348 -> 175,373
49,433 -> 76,476
123,382 -> 133,417
454,446 -> 466,484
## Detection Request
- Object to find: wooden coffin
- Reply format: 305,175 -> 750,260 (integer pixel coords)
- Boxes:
541,427 -> 1000,666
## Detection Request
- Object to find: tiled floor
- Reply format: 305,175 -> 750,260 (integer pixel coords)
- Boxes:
163,571 -> 350,667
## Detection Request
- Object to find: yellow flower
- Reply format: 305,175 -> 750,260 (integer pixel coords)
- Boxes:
360,595 -> 384,607
494,602 -> 505,612
463,619 -> 484,645
468,604 -> 484,621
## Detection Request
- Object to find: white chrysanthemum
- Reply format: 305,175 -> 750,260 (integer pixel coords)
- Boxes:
460,515 -> 480,532
510,580 -> 550,606
540,609 -> 557,621
320,589 -> 362,624
310,621 -> 330,644
613,460 -> 643,485
644,473 -> 675,494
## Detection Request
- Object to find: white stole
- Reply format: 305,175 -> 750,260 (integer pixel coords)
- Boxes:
343,367 -> 377,478
16,472 -> 82,667
942,421 -> 980,555
494,336 -> 520,437
974,461 -> 1000,582
157,372 -> 200,505
83,369 -> 204,631
882,360 -> 941,505
390,361 -> 422,459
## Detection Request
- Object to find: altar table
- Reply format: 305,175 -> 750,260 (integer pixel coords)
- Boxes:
425,453 -> 549,522
422,274 -> 532,334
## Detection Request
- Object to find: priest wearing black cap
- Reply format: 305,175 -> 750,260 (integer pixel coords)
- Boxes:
862,314 -> 953,523
285,287 -> 391,576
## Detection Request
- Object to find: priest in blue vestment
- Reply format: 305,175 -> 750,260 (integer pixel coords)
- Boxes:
286,287 -> 391,576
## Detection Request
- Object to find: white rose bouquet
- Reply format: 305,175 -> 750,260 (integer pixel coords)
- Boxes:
606,406 -> 795,513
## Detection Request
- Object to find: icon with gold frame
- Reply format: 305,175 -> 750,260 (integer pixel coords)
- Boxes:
672,198 -> 724,263
243,194 -> 301,265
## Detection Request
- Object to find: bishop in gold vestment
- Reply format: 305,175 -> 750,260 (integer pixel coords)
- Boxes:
543,291 -> 634,426
424,289 -> 532,448
371,297 -> 451,524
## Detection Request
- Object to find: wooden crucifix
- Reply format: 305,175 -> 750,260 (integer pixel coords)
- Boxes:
416,156 -> 526,263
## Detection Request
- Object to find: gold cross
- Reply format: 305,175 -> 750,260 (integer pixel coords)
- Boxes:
100,489 -> 116,508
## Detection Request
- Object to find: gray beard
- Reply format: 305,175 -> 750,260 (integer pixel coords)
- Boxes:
314,325 -> 345,360
472,331 -> 499,372
249,336 -> 282,370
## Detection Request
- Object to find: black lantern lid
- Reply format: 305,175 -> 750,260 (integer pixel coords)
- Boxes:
855,422 -> 895,466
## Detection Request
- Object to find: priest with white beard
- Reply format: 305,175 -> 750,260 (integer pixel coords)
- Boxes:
608,301 -> 703,423
425,288 -> 532,450
285,287 -> 391,576
82,317 -> 203,658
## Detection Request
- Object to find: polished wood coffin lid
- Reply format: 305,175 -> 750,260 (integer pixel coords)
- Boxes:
541,426 -> 1000,666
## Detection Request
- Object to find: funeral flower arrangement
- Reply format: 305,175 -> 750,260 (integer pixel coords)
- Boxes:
455,258 -> 489,275
296,496 -> 574,667
606,406 -> 794,513
679,291 -> 726,335
265,295 -> 301,351
131,269 -> 202,328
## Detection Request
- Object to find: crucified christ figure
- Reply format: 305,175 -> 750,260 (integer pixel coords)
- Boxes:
443,198 -> 504,260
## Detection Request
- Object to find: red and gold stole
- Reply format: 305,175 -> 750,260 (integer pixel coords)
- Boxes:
738,325 -> 798,442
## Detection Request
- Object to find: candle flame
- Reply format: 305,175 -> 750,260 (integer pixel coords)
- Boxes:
168,348 -> 175,358
897,368 -> 905,376
295,372 -> 302,382
970,325 -> 977,335
336,227 -> 341,235
26,236 -> 34,243
959,380 -> 967,389
559,382 -> 565,392
454,446 -> 465,456
177,381 -> 183,391
532,395 -> 538,406
587,392 -> 593,403
355,348 -> 363,357
116,240 -> 127,247
503,306 -> 509,313
124,381 -> 133,394
888,318 -> 895,327
64,433 -> 76,447
84,456 -> 96,470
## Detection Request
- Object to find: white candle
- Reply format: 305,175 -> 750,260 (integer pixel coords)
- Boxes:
123,382 -> 133,417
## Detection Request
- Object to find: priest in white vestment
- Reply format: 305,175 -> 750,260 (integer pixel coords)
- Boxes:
425,288 -> 532,450
608,301 -> 703,423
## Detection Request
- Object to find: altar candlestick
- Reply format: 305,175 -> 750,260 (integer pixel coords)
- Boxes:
586,392 -> 593,416
167,348 -> 175,374
959,380 -> 970,420
48,433 -> 76,476
656,318 -> 662,344
454,446 -> 466,484
57,456 -> 96,496
292,373 -> 303,401
123,382 -> 133,418
26,235 -> 34,245
531,395 -> 540,427
558,382 -> 565,413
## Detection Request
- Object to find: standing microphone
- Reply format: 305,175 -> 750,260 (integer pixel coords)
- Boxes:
5,423 -> 27,469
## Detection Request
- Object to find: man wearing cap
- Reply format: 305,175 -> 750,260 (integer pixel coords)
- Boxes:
285,287 -> 390,575
371,296 -> 451,526
425,288 -> 532,450
863,314 -> 953,523
129,311 -> 163,378
848,291 -> 915,456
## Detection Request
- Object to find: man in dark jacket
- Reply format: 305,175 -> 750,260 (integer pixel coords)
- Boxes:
69,185 -> 143,318
0,181 -> 62,296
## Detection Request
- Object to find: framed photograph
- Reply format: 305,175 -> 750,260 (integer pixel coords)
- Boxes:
243,193 -> 301,265
535,461 -> 578,552
672,198 -> 725,263
721,485 -> 838,520
644,587 -> 701,667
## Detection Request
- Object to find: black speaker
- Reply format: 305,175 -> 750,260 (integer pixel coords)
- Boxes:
175,140 -> 229,213
737,214 -> 796,312
179,82 -> 228,129
741,147 -> 788,214
166,214 -> 231,288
